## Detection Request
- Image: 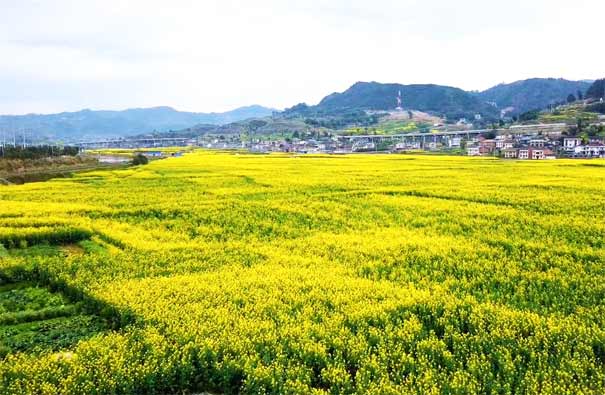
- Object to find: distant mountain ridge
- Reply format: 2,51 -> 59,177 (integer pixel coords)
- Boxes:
0,77 -> 596,142
0,105 -> 275,142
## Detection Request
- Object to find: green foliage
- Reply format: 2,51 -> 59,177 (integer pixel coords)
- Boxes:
0,227 -> 92,249
303,111 -> 380,129
586,102 -> 605,114
0,145 -> 79,160
131,154 -> 149,166
518,109 -> 540,122
586,78 -> 605,99
0,279 -> 112,357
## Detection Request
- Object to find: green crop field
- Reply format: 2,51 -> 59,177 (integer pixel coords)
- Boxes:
0,151 -> 604,394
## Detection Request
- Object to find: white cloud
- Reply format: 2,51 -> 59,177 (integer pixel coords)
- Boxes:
0,0 -> 603,114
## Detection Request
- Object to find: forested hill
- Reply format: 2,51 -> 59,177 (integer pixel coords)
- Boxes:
586,78 -> 605,100
476,78 -> 592,114
0,105 -> 275,142
286,82 -> 500,121
285,78 -> 594,121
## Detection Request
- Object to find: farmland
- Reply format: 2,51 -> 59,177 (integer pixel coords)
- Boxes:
0,151 -> 604,394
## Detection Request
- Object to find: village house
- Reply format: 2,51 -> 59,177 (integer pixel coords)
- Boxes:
518,148 -> 529,159
448,137 -> 462,148
427,141 -> 438,150
517,147 -> 545,160
467,146 -> 480,156
479,139 -> 496,155
573,144 -> 605,158
495,138 -> 514,149
563,137 -> 582,149
502,148 -> 518,159
530,149 -> 545,160
543,148 -> 557,159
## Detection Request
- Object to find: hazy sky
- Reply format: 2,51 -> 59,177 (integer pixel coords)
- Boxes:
1,0 -> 603,114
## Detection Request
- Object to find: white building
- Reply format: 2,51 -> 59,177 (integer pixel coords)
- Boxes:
502,148 -> 518,159
573,144 -> 605,158
563,138 -> 582,149
531,149 -> 545,160
496,139 -> 514,149
448,137 -> 462,148
518,149 -> 529,159
467,146 -> 480,156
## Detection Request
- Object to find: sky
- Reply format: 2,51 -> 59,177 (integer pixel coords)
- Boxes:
0,0 -> 603,115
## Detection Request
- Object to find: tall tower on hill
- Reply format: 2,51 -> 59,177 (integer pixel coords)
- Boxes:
396,90 -> 403,111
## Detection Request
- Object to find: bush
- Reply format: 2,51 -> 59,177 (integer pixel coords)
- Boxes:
132,154 -> 149,166
586,102 -> 605,114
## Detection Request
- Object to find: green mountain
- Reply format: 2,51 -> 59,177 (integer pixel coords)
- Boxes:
0,105 -> 275,142
286,81 -> 500,121
476,78 -> 592,114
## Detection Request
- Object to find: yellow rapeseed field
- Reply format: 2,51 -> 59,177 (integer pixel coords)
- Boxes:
0,151 -> 604,394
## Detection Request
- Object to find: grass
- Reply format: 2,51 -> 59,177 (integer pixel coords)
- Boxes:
0,244 -> 118,358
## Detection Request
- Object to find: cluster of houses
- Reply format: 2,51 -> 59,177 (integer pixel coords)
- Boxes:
561,137 -> 605,158
467,135 -> 605,159
145,133 -> 605,159
249,139 -> 345,154
209,138 -> 346,154
87,124 -> 605,160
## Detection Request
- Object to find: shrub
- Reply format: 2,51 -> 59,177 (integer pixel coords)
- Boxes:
132,154 -> 149,166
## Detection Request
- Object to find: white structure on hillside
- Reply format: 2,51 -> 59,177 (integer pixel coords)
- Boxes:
396,90 -> 403,111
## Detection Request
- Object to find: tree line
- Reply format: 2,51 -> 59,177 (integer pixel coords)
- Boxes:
0,145 -> 79,160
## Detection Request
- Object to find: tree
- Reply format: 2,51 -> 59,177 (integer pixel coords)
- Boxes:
576,118 -> 585,135
132,154 -> 148,165
597,125 -> 605,140
567,94 -> 576,104
577,90 -> 583,101
482,131 -> 497,139
519,110 -> 539,122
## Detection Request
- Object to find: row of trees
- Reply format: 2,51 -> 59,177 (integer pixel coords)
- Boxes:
0,145 -> 79,159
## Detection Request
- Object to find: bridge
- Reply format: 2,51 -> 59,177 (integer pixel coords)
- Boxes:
76,137 -> 195,149
338,123 -> 568,142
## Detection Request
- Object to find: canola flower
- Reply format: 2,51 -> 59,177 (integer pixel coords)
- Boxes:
0,151 -> 604,394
